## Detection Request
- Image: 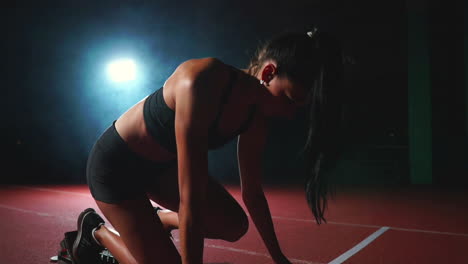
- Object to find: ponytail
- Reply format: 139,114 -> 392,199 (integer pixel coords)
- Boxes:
247,28 -> 346,224
300,29 -> 345,225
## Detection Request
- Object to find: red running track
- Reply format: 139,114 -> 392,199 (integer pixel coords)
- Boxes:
0,183 -> 467,264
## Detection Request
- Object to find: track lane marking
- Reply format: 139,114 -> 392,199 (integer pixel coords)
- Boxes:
173,238 -> 324,264
0,204 -> 54,217
270,216 -> 468,237
5,185 -> 91,197
0,203 -> 323,264
327,227 -> 390,264
0,204 -> 75,221
6,185 -> 468,237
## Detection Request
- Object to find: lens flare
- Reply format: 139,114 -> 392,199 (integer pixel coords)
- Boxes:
106,59 -> 137,83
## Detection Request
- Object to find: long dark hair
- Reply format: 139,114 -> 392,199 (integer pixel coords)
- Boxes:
248,28 -> 345,225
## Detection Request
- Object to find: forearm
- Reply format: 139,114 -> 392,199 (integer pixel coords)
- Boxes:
176,133 -> 208,264
179,203 -> 205,264
243,191 -> 283,260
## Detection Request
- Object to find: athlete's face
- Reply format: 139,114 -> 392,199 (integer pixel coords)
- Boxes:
258,63 -> 308,119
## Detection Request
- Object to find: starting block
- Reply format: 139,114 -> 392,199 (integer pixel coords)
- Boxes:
50,231 -> 119,264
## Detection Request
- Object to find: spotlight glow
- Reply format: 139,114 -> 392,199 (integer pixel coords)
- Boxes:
106,59 -> 137,83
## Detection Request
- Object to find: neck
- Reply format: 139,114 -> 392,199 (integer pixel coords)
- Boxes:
240,68 -> 268,106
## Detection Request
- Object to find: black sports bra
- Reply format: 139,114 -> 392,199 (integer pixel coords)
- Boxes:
143,66 -> 257,154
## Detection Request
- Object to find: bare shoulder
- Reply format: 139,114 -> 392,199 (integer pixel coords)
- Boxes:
164,57 -> 231,97
181,57 -> 224,70
163,57 -> 231,108
167,57 -> 233,131
173,57 -> 229,85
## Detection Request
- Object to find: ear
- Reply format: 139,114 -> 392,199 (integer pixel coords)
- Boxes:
261,63 -> 277,84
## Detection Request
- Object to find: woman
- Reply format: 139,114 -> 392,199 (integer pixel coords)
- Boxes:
72,27 -> 345,264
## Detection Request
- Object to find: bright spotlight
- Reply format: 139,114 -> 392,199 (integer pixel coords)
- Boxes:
106,59 -> 137,83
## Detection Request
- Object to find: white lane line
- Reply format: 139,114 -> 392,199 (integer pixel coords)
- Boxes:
328,227 -> 390,264
7,185 -> 91,197
272,216 -> 316,223
173,238 -> 324,264
7,185 -> 468,238
389,226 -> 468,237
205,244 -> 324,264
0,204 -> 54,217
206,244 -> 323,264
0,204 -> 75,221
272,216 -> 384,229
0,204 -> 321,264
280,217 -> 468,238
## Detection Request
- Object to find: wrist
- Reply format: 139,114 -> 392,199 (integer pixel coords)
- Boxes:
270,250 -> 285,261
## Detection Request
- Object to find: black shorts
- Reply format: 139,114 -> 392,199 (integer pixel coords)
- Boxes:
86,121 -> 177,204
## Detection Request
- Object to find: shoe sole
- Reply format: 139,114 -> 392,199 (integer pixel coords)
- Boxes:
71,208 -> 96,264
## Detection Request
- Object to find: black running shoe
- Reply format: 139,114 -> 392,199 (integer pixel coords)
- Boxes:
99,249 -> 119,264
72,208 -> 105,264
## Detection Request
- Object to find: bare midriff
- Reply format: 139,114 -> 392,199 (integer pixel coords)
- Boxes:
114,97 -> 178,163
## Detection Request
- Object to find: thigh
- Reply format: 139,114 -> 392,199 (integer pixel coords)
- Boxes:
86,122 -> 155,204
147,165 -> 248,231
95,194 -> 181,264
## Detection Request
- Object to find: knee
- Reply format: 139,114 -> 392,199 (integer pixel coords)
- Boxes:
225,211 -> 249,242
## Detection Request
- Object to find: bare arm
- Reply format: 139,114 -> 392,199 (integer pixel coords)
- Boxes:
174,59 -> 227,264
238,113 -> 290,263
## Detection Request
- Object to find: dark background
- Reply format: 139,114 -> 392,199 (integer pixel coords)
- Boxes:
2,0 -> 467,187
